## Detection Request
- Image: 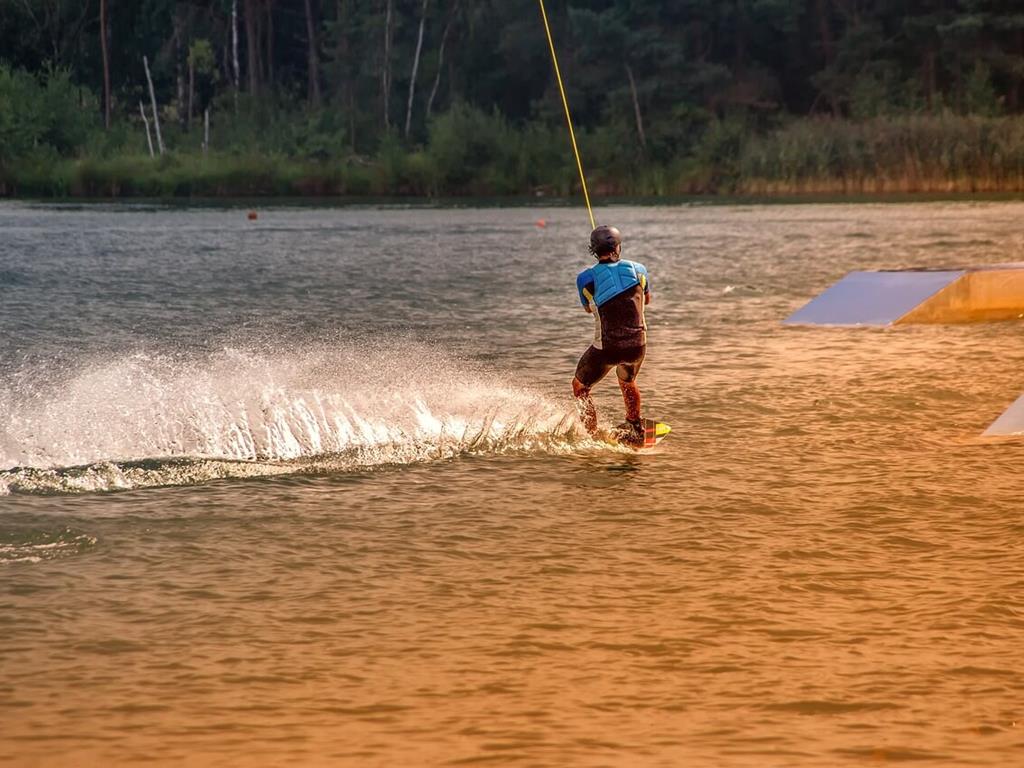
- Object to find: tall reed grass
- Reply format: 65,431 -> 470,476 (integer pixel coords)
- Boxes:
6,98 -> 1024,199
738,114 -> 1024,195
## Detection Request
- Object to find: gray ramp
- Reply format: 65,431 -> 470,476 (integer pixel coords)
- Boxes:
984,394 -> 1024,437
785,270 -> 965,326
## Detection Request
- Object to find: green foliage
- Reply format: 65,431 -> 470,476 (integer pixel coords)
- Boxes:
0,65 -> 96,166
849,65 -> 911,120
6,2 -> 1024,197
966,62 -> 1002,116
187,39 -> 216,77
691,119 -> 748,193
426,103 -> 521,194
197,95 -> 347,161
36,152 -> 356,198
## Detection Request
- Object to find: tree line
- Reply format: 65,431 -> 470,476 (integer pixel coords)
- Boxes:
3,0 -> 1024,197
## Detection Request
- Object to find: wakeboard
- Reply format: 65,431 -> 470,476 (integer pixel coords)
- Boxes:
605,418 -> 672,449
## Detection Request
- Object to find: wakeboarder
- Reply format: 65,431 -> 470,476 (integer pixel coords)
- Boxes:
572,225 -> 652,443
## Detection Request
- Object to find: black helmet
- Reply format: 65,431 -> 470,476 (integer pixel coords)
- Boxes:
589,225 -> 622,257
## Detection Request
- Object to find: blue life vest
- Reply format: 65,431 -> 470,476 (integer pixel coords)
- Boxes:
578,260 -> 646,307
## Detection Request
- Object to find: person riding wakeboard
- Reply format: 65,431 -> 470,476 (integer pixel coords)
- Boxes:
572,225 -> 652,441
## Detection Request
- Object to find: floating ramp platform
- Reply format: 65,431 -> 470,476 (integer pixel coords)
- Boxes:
786,264 -> 1024,326
984,394 -> 1024,437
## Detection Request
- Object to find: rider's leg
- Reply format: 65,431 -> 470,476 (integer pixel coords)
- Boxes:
573,346 -> 614,435
616,347 -> 646,427
572,377 -> 598,435
618,377 -> 642,423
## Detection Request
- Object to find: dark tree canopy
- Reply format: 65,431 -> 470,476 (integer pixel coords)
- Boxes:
3,1 -> 1024,197
3,1 -> 1023,137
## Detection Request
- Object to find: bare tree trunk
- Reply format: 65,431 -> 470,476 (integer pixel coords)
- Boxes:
140,101 -> 155,157
625,63 -> 646,149
955,51 -> 963,114
175,15 -> 186,129
404,0 -> 429,138
304,0 -> 321,106
231,0 -> 240,107
350,89 -> 356,151
188,57 -> 195,131
814,0 -> 840,115
143,55 -> 165,154
923,49 -> 936,112
244,0 -> 259,95
336,0 -> 355,148
426,0 -> 457,120
203,108 -> 209,156
256,0 -> 266,89
815,0 -> 834,63
733,0 -> 746,80
100,0 -> 111,129
265,0 -> 275,86
1011,29 -> 1024,112
382,0 -> 393,129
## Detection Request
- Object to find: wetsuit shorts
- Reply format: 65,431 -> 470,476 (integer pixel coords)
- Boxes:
574,345 -> 646,388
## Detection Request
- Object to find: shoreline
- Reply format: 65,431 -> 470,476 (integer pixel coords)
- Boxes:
6,190 -> 1024,207
7,111 -> 1024,204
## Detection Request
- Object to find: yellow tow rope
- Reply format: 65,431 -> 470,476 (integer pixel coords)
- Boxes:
537,0 -> 595,230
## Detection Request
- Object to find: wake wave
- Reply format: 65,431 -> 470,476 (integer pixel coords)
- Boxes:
0,343 -> 587,495
0,529 -> 97,563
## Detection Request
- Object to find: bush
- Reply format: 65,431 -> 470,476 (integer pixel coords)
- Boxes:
426,102 -> 522,194
0,65 -> 97,167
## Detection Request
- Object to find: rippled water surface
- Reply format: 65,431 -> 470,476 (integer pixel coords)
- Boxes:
2,201 -> 1024,766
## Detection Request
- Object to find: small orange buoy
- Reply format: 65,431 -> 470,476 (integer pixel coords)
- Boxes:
247,211 -> 258,221
535,218 -> 546,228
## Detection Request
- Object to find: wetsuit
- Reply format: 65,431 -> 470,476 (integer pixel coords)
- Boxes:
573,258 -> 651,433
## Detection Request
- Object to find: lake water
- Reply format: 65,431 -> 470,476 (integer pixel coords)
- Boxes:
2,201 -> 1023,766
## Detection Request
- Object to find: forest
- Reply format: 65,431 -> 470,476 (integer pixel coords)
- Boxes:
3,0 -> 1024,197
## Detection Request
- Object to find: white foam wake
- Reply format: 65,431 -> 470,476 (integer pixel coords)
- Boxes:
0,342 -> 585,494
